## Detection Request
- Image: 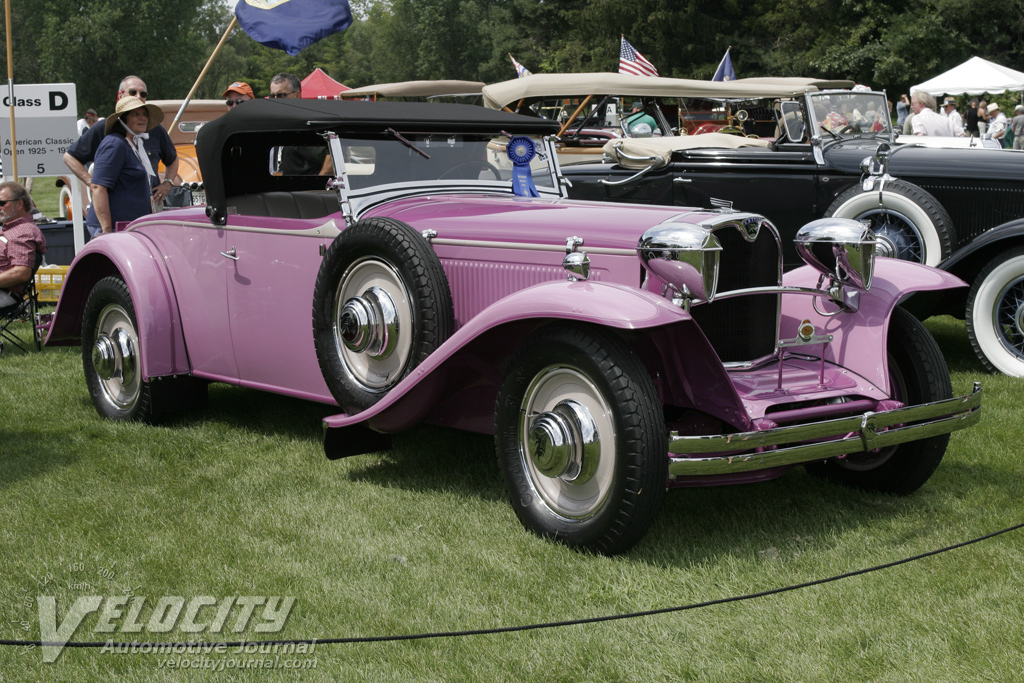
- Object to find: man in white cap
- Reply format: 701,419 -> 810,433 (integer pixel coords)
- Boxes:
987,102 -> 1008,145
940,97 -> 965,136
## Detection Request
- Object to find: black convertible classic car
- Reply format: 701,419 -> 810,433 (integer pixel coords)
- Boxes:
485,76 -> 1024,376
547,84 -> 1024,268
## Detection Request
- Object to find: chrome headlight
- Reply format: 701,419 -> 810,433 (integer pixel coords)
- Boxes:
795,218 -> 875,290
638,224 -> 722,302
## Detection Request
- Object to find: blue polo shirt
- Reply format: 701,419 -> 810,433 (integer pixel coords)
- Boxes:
85,134 -> 152,234
68,119 -> 176,189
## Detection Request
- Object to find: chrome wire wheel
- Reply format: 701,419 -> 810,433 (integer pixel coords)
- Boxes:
332,257 -> 414,392
861,208 -> 924,263
517,365 -> 616,521
992,274 -> 1024,359
825,179 -> 954,267
966,247 -> 1024,376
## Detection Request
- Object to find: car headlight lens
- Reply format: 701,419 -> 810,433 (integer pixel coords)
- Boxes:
638,224 -> 722,302
794,218 -> 876,290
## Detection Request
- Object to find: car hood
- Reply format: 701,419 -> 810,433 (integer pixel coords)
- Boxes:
823,137 -> 1024,179
364,194 -> 725,249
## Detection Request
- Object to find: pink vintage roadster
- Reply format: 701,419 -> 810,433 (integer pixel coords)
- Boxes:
46,99 -> 981,554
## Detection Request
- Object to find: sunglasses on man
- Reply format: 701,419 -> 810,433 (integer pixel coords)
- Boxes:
268,92 -> 294,99
225,99 -> 246,107
124,88 -> 148,99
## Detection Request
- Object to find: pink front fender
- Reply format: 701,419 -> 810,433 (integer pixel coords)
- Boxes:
781,258 -> 966,392
44,233 -> 189,380
323,280 -> 696,433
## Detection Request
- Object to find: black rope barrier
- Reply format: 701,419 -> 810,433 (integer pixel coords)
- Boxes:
2,521 -> 1020,650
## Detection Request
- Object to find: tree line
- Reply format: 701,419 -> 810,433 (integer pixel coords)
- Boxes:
3,0 -> 1023,116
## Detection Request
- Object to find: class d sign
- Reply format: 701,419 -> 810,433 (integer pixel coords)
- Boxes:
0,83 -> 78,178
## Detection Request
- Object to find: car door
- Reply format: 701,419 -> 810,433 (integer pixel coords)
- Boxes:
222,220 -> 336,403
140,221 -> 240,380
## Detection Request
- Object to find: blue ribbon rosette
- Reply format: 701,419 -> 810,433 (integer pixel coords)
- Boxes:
507,136 -> 540,197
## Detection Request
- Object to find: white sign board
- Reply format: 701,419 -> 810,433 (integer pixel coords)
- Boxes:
0,83 -> 78,177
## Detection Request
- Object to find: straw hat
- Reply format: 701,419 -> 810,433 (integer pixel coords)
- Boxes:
987,102 -> 1001,114
104,95 -> 164,134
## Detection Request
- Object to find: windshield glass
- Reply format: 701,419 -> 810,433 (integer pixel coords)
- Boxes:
300,134 -> 557,191
807,91 -> 892,137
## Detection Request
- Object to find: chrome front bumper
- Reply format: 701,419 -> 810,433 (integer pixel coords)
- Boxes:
668,383 -> 982,478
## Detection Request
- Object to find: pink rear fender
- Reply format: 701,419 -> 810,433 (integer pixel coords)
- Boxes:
781,258 -> 966,391
323,279 -> 737,435
44,232 -> 189,380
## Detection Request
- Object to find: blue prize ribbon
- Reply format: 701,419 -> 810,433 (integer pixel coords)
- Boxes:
506,136 -> 539,197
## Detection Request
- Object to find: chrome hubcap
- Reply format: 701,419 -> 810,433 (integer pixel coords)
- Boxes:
333,258 -> 414,391
873,233 -> 896,259
91,328 -> 136,385
527,399 -> 600,485
518,366 -> 616,520
338,286 -> 399,359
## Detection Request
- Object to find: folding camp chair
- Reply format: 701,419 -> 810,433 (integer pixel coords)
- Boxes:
0,260 -> 42,357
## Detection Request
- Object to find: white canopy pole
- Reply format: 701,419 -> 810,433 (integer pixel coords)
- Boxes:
4,0 -> 17,179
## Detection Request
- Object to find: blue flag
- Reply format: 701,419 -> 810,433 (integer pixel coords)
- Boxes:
235,0 -> 353,56
712,48 -> 735,82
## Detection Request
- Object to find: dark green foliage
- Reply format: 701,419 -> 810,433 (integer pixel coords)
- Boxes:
2,0 -> 1023,116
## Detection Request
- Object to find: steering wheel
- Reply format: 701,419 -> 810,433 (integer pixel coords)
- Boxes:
834,124 -> 856,134
439,160 -> 502,180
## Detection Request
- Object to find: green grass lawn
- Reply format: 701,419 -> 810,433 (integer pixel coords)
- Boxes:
1,313 -> 1021,682
25,176 -> 63,219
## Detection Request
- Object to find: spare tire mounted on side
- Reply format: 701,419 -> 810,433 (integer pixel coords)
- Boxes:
312,217 -> 454,414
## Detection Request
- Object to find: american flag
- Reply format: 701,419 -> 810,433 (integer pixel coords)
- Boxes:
619,37 -> 659,78
509,54 -> 532,78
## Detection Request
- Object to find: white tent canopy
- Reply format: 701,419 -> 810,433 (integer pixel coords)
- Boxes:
912,56 -> 1024,96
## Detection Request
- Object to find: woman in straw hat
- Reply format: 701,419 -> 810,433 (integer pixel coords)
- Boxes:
87,96 -> 165,236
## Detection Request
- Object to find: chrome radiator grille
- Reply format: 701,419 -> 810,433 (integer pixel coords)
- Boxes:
688,222 -> 781,363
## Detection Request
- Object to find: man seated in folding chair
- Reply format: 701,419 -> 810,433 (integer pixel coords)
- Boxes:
0,181 -> 47,353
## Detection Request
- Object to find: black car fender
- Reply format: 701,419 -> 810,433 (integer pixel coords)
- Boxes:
902,217 -> 1024,319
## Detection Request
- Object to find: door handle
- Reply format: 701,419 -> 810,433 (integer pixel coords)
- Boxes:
220,247 -> 239,261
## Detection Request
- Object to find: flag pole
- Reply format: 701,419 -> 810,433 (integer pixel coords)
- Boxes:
169,16 -> 238,135
4,0 -> 17,179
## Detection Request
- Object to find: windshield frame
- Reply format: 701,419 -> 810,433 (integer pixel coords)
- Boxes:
323,131 -> 565,222
805,90 -> 894,145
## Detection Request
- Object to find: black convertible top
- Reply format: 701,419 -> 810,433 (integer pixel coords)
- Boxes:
196,99 -> 560,220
